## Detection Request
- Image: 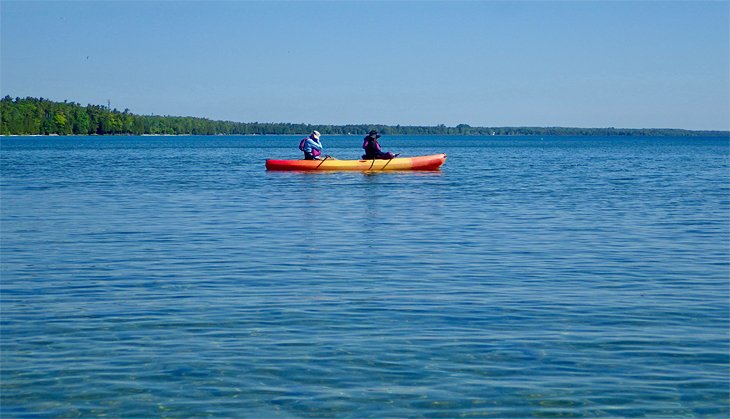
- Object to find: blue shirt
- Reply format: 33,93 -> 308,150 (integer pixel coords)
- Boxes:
303,137 -> 323,153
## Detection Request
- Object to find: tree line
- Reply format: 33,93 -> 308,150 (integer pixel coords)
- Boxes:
1,96 -> 726,137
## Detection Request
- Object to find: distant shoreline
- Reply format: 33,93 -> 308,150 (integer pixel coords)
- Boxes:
3,133 -> 728,138
2,96 -> 728,137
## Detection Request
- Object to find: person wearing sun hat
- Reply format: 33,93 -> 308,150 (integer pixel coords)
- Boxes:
300,130 -> 323,160
362,130 -> 397,159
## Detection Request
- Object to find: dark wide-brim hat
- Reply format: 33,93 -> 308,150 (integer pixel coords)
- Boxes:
368,130 -> 381,138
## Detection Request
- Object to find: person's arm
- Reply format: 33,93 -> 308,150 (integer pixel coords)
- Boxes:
306,138 -> 323,151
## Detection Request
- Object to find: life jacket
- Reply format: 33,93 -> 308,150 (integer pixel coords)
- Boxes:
299,137 -> 321,157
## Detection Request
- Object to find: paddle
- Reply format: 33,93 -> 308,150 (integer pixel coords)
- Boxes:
315,155 -> 336,168
366,153 -> 400,171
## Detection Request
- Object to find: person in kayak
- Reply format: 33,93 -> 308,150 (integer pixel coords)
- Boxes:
300,130 -> 323,160
362,130 -> 397,159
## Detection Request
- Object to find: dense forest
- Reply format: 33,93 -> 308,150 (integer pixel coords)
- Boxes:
1,96 -> 727,137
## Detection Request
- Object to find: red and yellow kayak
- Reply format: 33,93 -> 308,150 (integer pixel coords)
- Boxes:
265,154 -> 447,171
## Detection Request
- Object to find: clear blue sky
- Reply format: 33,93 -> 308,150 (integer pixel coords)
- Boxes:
1,0 -> 728,130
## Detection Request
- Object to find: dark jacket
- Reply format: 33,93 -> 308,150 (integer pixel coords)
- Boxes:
362,135 -> 395,159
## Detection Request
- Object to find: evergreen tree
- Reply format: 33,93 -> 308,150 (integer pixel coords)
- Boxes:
0,96 -> 726,137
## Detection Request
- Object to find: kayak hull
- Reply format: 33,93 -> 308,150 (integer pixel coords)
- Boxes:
265,154 -> 447,171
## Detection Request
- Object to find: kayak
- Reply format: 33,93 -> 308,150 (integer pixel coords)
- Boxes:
265,154 -> 447,171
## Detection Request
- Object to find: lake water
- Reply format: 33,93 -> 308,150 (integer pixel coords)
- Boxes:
1,135 -> 728,417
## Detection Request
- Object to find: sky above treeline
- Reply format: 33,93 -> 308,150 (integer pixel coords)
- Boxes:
1,0 -> 728,131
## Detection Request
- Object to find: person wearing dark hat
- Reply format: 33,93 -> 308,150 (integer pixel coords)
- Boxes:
362,130 -> 397,160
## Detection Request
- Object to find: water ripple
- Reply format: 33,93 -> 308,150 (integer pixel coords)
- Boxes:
1,135 -> 728,417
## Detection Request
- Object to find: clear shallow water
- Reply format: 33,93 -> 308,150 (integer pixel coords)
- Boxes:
1,135 -> 728,417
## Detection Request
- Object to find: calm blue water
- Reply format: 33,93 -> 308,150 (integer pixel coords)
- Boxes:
1,135 -> 728,417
